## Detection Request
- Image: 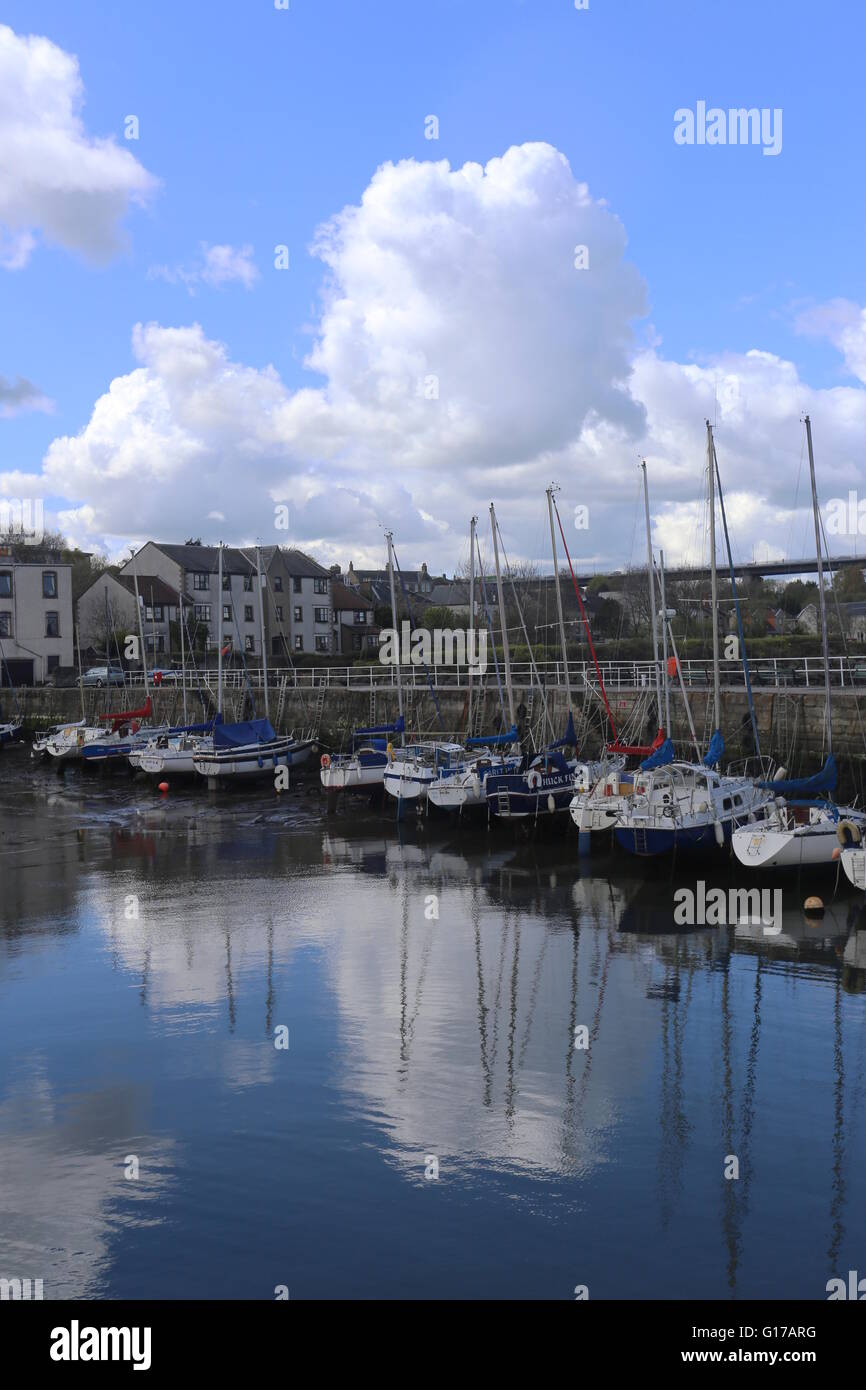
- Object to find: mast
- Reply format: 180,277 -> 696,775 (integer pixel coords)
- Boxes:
130,549 -> 149,702
658,549 -> 672,734
490,503 -> 516,729
385,530 -> 403,723
217,543 -> 223,718
547,484 -> 572,710
76,621 -> 85,721
706,421 -> 721,732
467,516 -> 476,733
256,544 -> 270,722
641,460 -> 663,729
178,581 -> 187,722
805,415 -> 833,756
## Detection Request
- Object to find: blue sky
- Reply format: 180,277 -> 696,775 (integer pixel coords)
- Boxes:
1,0 -> 864,572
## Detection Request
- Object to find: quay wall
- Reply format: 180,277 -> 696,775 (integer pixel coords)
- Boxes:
10,682 -> 865,794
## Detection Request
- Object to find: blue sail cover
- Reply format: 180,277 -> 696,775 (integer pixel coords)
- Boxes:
466,724 -> 519,748
757,753 -> 837,798
703,729 -> 725,768
641,737 -> 675,770
214,718 -> 277,749
354,716 -> 405,738
549,710 -> 577,750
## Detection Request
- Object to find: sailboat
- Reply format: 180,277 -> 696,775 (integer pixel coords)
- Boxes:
569,464 -> 667,847
0,635 -> 23,745
321,533 -> 413,797
732,416 -> 866,869
192,543 -> 313,782
616,426 -> 773,857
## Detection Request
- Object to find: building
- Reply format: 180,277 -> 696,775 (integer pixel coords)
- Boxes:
0,544 -> 74,685
77,570 -> 193,661
331,579 -> 379,656
109,542 -> 333,662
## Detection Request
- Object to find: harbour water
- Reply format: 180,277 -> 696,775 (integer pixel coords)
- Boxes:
1,756 -> 865,1300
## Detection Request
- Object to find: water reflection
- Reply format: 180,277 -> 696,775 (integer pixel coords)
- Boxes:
1,764 -> 865,1298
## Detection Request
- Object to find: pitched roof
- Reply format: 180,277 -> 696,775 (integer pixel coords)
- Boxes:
117,575 -> 192,606
280,547 -> 330,579
331,579 -> 372,611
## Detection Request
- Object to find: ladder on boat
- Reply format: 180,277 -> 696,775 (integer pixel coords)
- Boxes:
275,673 -> 289,732
369,689 -> 376,729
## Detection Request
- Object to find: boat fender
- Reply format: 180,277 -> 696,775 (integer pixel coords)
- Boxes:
386,741 -> 394,762
527,769 -> 542,791
837,819 -> 863,848
321,753 -> 331,769
547,793 -> 556,814
714,820 -> 725,847
775,767 -> 787,783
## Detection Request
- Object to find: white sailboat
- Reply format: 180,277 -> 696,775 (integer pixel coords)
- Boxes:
732,416 -> 866,870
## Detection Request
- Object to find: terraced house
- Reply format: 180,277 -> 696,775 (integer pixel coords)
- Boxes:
0,543 -> 74,685
111,542 -> 333,662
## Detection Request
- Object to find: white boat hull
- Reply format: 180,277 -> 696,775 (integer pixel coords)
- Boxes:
841,848 -> 866,891
732,809 -> 866,869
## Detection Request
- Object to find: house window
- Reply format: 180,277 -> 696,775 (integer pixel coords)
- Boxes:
354,610 -> 366,625
314,607 -> 329,624
243,575 -> 253,592
45,611 -> 60,637
294,635 -> 303,651
145,604 -> 164,622
353,633 -> 362,652
293,606 -> 303,623
47,655 -> 60,673
271,636 -> 282,657
0,612 -> 11,637
222,574 -> 230,591
194,604 -> 211,622
273,576 -> 283,592
315,635 -> 329,653
275,605 -> 283,621
222,605 -> 231,622
314,578 -> 328,595
244,605 -> 254,623
0,572 -> 11,598
193,573 -> 209,590
42,571 -> 58,598
293,576 -> 302,594
244,635 -> 255,653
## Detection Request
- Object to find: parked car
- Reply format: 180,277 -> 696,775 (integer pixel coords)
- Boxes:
81,666 -> 126,688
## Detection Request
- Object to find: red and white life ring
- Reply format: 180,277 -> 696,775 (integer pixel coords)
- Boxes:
320,753 -> 331,769
527,769 -> 542,792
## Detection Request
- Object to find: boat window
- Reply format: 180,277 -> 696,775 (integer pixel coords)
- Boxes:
722,797 -> 732,811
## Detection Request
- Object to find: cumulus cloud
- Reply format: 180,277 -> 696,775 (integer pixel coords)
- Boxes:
795,298 -> 866,384
0,23 -> 157,267
9,141 -> 866,571
0,372 -> 52,417
148,242 -> 259,293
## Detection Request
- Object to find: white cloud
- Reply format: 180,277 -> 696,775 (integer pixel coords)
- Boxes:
10,142 -> 866,573
0,23 -> 157,267
148,242 -> 259,294
795,298 -> 866,384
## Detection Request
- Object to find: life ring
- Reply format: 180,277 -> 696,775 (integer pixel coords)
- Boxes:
666,656 -> 677,679
527,769 -> 542,791
320,753 -> 331,769
837,819 -> 862,847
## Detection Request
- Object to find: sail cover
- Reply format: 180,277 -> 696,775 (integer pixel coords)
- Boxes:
641,737 -> 675,770
466,725 -> 519,748
354,716 -> 405,738
549,710 -> 577,750
757,753 -> 837,798
703,730 -> 725,768
609,727 -> 666,758
214,718 -> 277,748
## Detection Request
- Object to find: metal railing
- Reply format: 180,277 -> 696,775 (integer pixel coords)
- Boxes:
114,654 -> 866,693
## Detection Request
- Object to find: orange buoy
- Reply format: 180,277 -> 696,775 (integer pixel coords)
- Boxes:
158,781 -> 169,793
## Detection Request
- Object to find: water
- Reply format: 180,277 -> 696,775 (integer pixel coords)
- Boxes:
1,754 -> 865,1300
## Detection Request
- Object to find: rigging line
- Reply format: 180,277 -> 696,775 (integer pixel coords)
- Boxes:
553,497 -> 618,742
475,531 -> 507,726
493,516 -> 556,743
392,546 -> 445,734
714,447 -> 761,757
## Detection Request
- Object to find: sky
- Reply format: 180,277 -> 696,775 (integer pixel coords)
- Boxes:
1,0 -> 865,577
